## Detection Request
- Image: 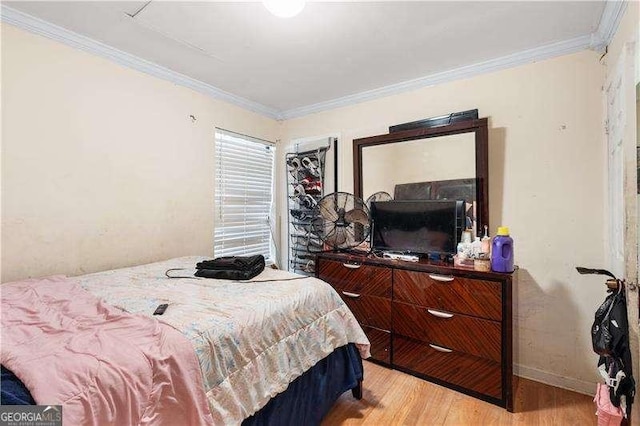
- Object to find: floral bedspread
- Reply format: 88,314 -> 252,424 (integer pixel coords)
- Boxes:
73,256 -> 370,425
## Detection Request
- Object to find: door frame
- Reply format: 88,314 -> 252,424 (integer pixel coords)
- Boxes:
605,39 -> 638,421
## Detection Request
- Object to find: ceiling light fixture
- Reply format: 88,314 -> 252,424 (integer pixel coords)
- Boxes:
263,0 -> 305,18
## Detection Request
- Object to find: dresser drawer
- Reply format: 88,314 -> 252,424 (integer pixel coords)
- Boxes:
339,292 -> 391,330
393,335 -> 502,399
362,325 -> 390,364
394,269 -> 502,321
319,259 -> 392,298
393,301 -> 501,362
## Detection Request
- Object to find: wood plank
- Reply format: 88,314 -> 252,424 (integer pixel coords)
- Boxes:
322,361 -> 597,425
321,359 -> 401,425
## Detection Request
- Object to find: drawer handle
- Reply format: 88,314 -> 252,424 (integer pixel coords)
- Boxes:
341,291 -> 361,298
429,343 -> 453,353
427,309 -> 454,319
342,263 -> 362,269
428,274 -> 454,282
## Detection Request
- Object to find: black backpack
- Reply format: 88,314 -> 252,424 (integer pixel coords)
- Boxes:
591,287 -> 625,357
579,267 -> 635,417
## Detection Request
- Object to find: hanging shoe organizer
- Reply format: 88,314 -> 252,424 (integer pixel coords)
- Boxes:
286,139 -> 337,276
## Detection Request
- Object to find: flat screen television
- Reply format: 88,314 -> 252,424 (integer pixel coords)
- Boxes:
370,200 -> 465,256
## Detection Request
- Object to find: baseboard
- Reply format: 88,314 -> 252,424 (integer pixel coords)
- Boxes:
514,364 -> 596,396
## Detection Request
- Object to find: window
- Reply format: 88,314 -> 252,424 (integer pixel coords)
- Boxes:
214,129 -> 275,262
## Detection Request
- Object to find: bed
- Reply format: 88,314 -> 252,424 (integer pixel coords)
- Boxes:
0,256 -> 370,425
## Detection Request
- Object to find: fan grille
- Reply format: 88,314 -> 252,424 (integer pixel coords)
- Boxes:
366,191 -> 393,209
311,192 -> 370,250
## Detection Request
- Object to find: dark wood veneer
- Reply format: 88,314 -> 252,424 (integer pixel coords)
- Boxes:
393,335 -> 502,399
394,269 -> 502,321
318,251 -> 509,280
339,293 -> 391,330
318,259 -> 392,298
393,301 -> 501,362
316,252 -> 513,411
361,325 -> 391,365
318,257 -> 394,366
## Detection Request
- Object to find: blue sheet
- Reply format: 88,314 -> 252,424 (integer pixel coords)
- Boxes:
1,365 -> 35,405
1,344 -> 362,425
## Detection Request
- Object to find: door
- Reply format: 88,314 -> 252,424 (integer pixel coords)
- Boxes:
605,40 -> 638,420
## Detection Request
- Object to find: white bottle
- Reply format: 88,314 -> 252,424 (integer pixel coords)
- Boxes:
481,225 -> 491,255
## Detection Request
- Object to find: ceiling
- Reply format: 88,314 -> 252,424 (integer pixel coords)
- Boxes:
4,1 -> 610,119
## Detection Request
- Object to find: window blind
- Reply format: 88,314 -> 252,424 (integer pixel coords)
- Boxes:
214,129 -> 275,262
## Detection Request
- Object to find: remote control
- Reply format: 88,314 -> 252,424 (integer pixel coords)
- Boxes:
153,303 -> 168,315
382,252 -> 419,262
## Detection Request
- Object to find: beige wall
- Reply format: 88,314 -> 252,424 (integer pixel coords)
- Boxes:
280,50 -> 606,393
1,24 -> 279,282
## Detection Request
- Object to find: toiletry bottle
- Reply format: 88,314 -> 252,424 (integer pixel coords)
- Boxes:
471,237 -> 482,258
456,230 -> 473,262
481,225 -> 491,255
491,226 -> 514,273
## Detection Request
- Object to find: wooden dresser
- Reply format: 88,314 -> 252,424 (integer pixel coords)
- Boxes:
316,252 -> 513,411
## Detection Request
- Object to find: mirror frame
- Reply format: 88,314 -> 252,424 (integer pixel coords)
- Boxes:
353,118 -> 489,234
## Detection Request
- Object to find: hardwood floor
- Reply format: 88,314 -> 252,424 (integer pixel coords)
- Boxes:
322,361 -> 596,425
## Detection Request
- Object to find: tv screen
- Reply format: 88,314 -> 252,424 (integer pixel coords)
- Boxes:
371,200 -> 465,255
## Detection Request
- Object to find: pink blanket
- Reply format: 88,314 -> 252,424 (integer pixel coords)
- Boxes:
1,276 -> 214,426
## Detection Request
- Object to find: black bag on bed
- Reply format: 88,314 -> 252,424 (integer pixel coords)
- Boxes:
195,255 -> 265,280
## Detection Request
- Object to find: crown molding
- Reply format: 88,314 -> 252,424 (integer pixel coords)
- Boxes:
281,1 -> 629,120
280,34 -> 592,120
0,5 -> 282,120
2,3 -> 628,122
590,0 -> 628,52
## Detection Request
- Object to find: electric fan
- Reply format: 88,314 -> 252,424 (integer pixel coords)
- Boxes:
311,192 -> 370,250
366,191 -> 392,209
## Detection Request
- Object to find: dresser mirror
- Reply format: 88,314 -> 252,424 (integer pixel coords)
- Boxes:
353,118 -> 489,235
